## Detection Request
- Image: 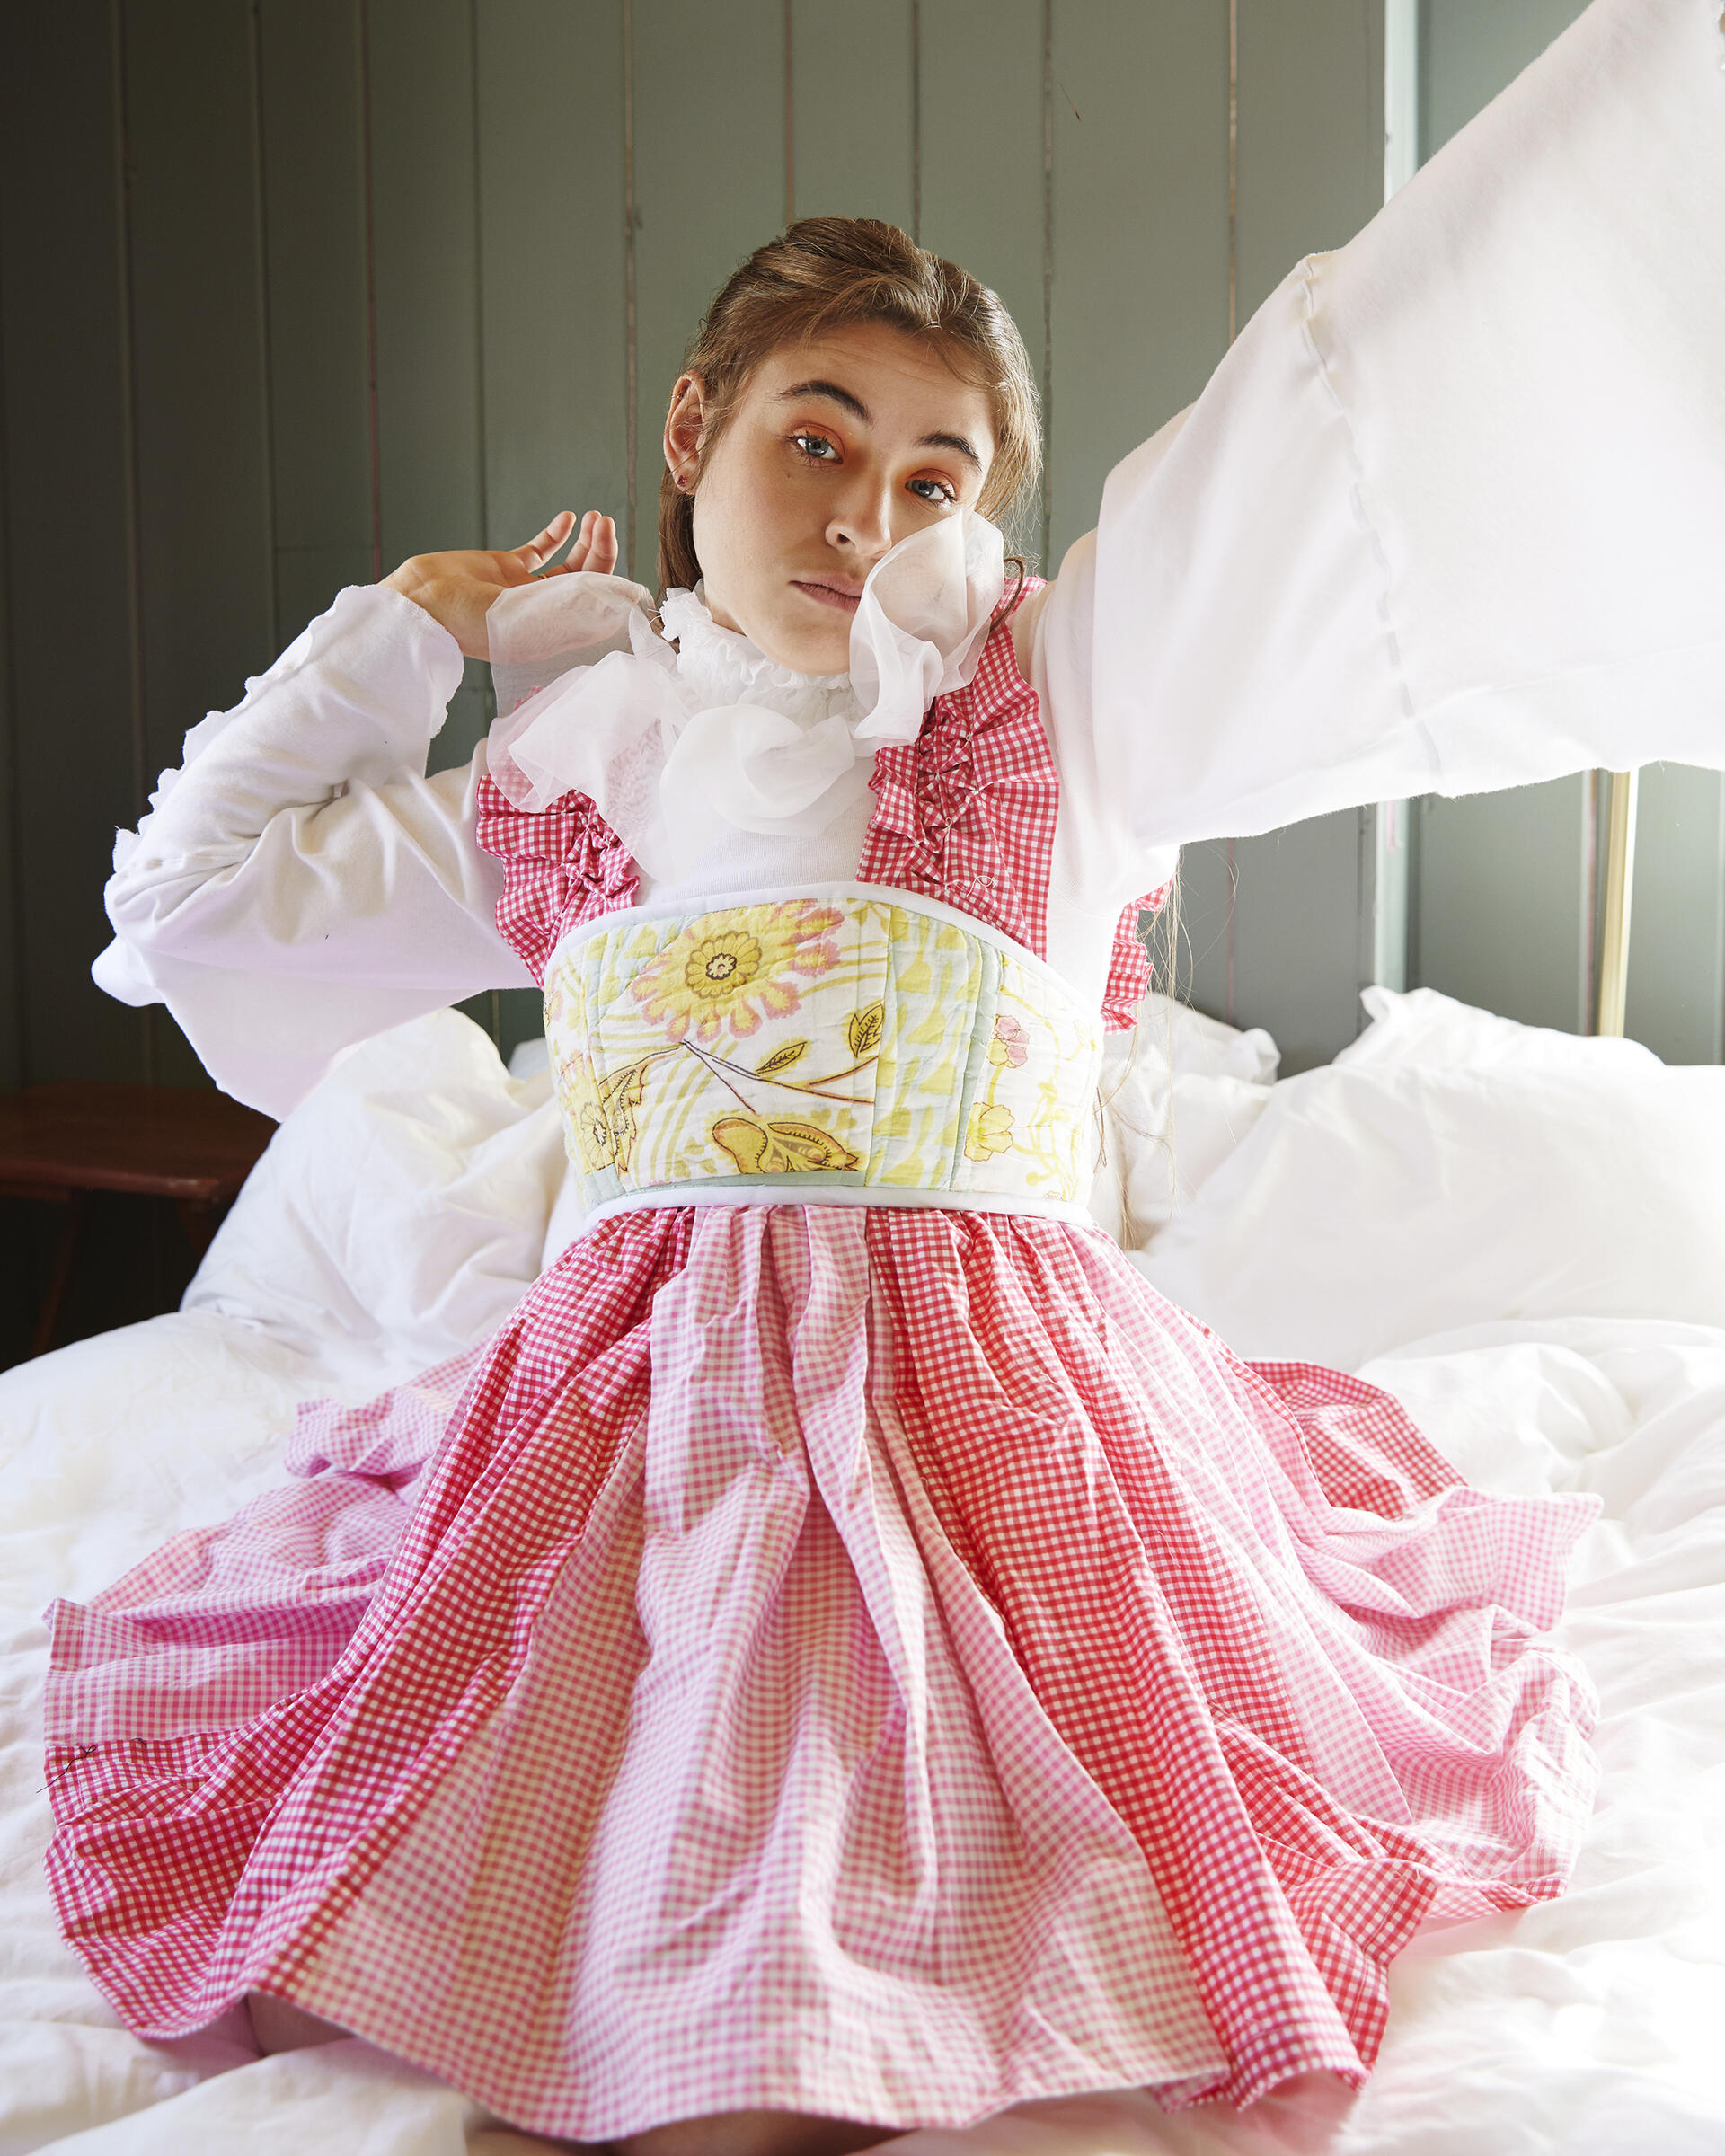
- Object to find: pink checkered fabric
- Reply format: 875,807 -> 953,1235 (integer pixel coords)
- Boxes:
41,602 -> 1601,2135
473,771 -> 640,987
1101,881 -> 1173,1031
44,1211 -> 1597,2135
857,583 -> 1056,951
857,581 -> 1168,1031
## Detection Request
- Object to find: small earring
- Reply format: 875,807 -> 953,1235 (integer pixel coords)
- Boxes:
677,473 -> 694,494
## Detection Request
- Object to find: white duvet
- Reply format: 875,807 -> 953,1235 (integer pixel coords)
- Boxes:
4,990 -> 1723,2155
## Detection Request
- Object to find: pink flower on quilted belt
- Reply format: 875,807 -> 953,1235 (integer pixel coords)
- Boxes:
987,1012 -> 1030,1068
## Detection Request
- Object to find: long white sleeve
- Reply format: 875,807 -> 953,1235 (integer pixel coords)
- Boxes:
1037,0 -> 1725,899
97,583 -> 532,1117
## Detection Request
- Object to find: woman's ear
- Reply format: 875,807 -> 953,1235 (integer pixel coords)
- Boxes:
663,372 -> 707,492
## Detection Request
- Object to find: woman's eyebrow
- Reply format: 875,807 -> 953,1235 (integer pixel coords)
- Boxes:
774,380 -> 982,471
775,379 -> 871,422
918,429 -> 982,472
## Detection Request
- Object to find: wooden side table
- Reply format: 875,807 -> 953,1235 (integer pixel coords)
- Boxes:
0,1082 -> 277,1358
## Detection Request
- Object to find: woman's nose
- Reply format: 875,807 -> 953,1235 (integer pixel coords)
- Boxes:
826,475 -> 895,559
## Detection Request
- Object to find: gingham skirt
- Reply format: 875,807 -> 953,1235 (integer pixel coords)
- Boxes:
42,1206 -> 1598,2139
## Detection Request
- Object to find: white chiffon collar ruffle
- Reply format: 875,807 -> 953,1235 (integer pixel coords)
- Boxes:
657,585 -> 855,725
483,510 -> 1007,880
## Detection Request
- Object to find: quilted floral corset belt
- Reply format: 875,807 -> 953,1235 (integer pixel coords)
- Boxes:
544,885 -> 1103,1225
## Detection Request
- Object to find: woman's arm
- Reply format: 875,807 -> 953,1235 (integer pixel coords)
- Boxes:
1034,0 -> 1725,888
101,513 -> 618,1115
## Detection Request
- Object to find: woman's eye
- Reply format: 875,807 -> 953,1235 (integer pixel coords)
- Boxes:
908,476 -> 957,504
792,433 -> 839,461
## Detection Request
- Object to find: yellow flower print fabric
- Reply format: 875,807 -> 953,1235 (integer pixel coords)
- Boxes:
544,894 -> 1101,1212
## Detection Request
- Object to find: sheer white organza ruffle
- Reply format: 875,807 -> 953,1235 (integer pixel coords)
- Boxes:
483,510 -> 1006,879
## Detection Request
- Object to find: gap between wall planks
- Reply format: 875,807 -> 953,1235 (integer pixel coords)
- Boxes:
0,0 -> 1720,1094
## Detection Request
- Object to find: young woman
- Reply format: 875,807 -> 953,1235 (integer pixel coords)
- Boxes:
43,4 -> 1725,2149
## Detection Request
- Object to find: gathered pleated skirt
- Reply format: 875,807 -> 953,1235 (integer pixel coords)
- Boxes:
42,1205 -> 1597,2140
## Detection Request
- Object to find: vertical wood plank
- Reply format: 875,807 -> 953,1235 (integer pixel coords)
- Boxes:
0,348 -> 17,1090
1234,0 -> 1381,323
124,0 -> 277,779
632,0 -> 783,588
1420,0 -> 1589,160
1047,0 -> 1229,569
0,5 -> 147,1084
123,0 -> 279,1085
789,0 -> 915,233
1230,809 -> 1376,1074
367,0 -> 483,564
1623,765 -> 1725,1065
475,0 -> 628,553
366,0 -> 491,772
1412,777 -> 1594,1035
917,0 -> 1045,561
258,0 -> 375,641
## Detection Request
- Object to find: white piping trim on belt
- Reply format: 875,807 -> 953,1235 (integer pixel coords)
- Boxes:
576,1183 -> 1101,1233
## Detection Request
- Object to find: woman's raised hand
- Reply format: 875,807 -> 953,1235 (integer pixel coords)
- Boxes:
382,509 -> 620,658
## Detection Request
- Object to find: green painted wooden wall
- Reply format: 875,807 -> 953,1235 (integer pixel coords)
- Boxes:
1,0 -> 1719,1108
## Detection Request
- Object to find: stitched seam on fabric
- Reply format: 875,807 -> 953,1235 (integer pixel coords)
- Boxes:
1294,256 -> 1420,738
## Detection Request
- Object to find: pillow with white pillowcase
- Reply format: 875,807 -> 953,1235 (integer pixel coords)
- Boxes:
185,1010 -> 566,1377
1335,982 -> 1663,1074
1131,986 -> 1725,1369
1087,994 -> 1280,1247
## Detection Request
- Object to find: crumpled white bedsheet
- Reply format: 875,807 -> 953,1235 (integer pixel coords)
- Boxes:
4,1311 -> 1723,2154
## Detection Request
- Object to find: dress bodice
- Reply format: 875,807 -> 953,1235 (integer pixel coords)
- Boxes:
474,580 -> 1167,1030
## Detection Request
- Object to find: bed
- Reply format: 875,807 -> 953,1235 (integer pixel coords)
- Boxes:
4,986 -> 1723,2155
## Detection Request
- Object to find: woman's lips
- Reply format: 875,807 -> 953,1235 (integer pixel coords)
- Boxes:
791,579 -> 862,614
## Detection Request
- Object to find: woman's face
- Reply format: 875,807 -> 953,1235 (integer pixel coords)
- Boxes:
664,321 -> 997,675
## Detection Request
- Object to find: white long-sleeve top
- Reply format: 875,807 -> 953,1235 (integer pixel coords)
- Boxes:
102,0 -> 1725,1117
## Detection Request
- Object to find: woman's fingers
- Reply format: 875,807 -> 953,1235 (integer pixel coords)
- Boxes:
564,510 -> 619,577
494,508 -> 618,586
561,508 -> 600,572
509,510 -> 577,574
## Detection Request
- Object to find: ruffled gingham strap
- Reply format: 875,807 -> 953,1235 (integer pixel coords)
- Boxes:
1101,879 -> 1176,1031
857,576 -> 1055,954
862,576 -> 1172,1031
473,772 -> 640,988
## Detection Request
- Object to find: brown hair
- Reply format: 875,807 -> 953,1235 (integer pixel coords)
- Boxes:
658,216 -> 1040,595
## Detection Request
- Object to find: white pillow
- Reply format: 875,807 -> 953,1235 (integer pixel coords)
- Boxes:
1337,983 -> 1662,1073
1137,992 -> 1281,1086
185,1011 -> 566,1374
1088,994 -> 1279,1246
1132,1057 -> 1725,1369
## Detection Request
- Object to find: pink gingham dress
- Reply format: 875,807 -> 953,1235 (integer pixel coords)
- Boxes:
42,601 -> 1599,2140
